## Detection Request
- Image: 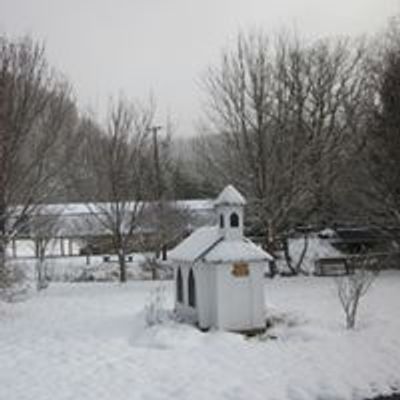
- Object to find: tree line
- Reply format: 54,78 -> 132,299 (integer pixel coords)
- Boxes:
1,16 -> 400,285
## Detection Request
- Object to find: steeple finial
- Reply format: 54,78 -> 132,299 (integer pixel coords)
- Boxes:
214,185 -> 246,207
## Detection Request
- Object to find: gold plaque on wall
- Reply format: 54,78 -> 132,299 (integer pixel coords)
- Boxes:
232,262 -> 249,277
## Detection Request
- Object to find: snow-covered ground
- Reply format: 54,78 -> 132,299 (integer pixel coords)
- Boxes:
8,253 -> 163,282
1,274 -> 400,400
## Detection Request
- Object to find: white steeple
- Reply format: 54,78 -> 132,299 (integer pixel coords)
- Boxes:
214,185 -> 246,240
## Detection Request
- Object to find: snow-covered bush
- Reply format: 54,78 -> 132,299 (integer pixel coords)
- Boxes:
141,257 -> 173,280
0,261 -> 31,302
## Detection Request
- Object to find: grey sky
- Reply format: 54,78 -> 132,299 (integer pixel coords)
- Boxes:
1,0 -> 399,136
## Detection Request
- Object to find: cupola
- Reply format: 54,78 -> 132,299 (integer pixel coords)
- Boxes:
214,185 -> 246,240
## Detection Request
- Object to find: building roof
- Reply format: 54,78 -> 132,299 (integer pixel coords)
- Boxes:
12,199 -> 214,217
168,226 -> 221,262
168,226 -> 272,263
9,199 -> 216,238
214,185 -> 246,207
205,238 -> 273,263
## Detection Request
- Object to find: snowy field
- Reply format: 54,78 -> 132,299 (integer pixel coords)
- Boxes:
1,274 -> 400,400
8,253 -> 161,282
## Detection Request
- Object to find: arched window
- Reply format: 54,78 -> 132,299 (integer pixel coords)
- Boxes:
188,268 -> 196,308
176,267 -> 183,303
230,212 -> 239,228
219,214 -> 225,228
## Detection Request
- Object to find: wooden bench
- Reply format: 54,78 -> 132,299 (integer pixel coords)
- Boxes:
314,257 -> 353,276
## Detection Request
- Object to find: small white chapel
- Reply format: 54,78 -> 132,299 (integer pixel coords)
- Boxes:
169,185 -> 273,332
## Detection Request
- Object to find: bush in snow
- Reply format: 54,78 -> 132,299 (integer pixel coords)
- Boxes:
335,254 -> 379,329
35,259 -> 50,291
141,256 -> 173,281
0,261 -> 30,302
144,285 -> 170,327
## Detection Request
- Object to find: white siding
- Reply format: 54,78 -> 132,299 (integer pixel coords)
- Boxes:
216,262 -> 265,331
174,259 -> 266,332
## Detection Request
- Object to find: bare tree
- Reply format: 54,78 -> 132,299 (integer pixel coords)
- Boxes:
197,30 -> 369,275
335,253 -> 379,329
275,35 -> 369,227
197,32 -> 310,273
0,35 -> 78,290
25,213 -> 62,290
140,201 -> 191,279
77,97 -> 154,283
357,18 -> 400,230
282,232 -> 309,275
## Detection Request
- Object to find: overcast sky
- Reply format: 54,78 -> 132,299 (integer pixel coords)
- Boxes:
1,0 -> 399,136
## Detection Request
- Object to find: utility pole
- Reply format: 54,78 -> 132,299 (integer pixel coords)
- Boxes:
148,124 -> 168,268
149,125 -> 163,201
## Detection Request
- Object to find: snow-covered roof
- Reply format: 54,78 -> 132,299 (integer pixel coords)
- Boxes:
169,226 -> 272,263
318,228 -> 337,238
214,185 -> 246,207
168,226 -> 221,262
277,235 -> 343,275
204,238 -> 273,263
10,199 -> 214,217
